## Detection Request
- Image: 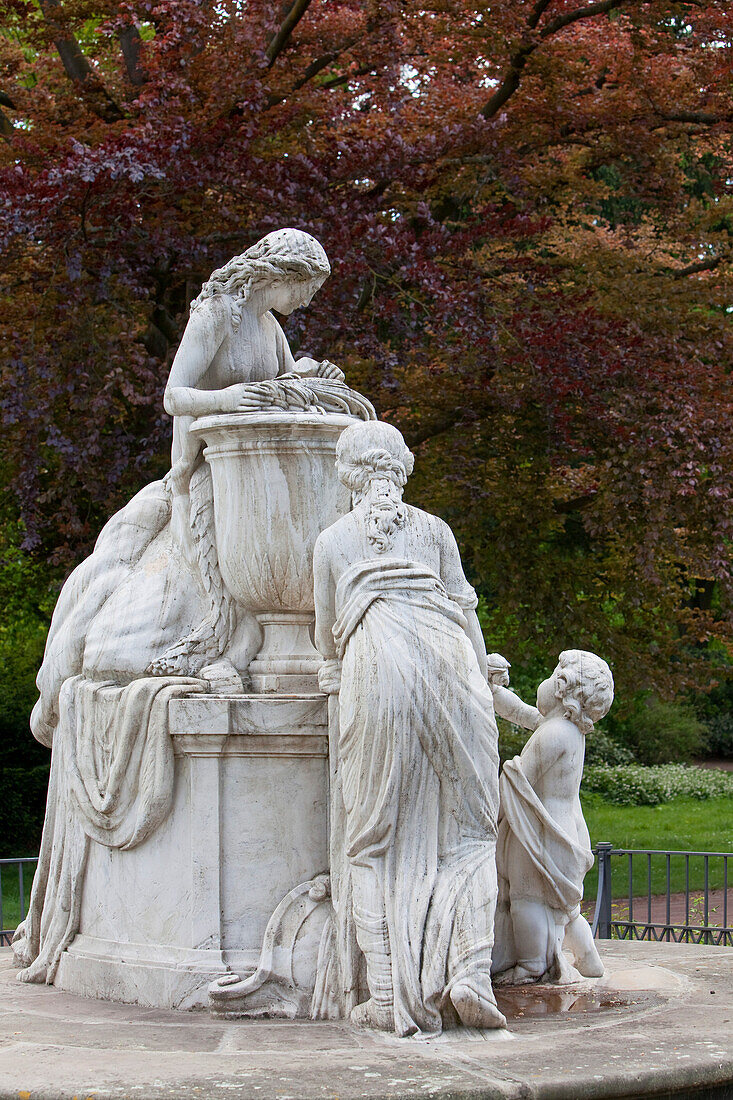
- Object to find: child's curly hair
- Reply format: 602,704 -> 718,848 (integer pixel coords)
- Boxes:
554,650 -> 614,735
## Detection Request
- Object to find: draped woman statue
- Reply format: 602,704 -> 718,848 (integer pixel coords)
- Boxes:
312,421 -> 507,1037
14,228 -> 345,984
31,228 -> 340,743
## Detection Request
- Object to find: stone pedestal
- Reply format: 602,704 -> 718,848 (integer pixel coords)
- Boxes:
54,693 -> 329,1010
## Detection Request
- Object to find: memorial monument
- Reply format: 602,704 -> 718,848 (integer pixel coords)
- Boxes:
13,229 -> 607,1036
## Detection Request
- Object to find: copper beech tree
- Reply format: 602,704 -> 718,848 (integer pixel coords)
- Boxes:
0,0 -> 731,704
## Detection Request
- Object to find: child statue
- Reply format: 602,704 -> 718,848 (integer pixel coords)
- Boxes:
488,650 -> 614,984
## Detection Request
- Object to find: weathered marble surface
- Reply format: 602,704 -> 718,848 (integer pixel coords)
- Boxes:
189,410 -> 359,693
15,230 -> 371,998
54,693 -> 329,1009
490,651 -> 614,985
16,228 -> 618,1033
217,420 -> 506,1036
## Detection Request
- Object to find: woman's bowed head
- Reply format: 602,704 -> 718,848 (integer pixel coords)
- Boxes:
191,228 -> 332,323
540,650 -> 614,735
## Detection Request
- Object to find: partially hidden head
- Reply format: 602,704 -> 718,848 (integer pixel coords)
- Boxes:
336,421 -> 415,552
191,228 -> 331,322
552,650 -> 614,735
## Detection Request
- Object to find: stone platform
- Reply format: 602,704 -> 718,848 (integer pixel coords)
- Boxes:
2,942 -> 732,1099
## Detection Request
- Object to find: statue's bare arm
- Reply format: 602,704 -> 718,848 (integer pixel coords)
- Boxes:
437,521 -> 488,677
163,302 -> 257,418
313,535 -> 338,661
492,685 -> 542,731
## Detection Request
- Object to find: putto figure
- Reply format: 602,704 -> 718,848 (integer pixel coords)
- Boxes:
490,650 -> 614,984
312,420 -> 506,1036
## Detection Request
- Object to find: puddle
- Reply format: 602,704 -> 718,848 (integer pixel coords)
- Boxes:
495,985 -> 656,1019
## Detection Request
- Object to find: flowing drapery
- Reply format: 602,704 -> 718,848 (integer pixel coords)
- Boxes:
492,756 -> 594,976
13,674 -> 204,983
315,559 -> 501,1036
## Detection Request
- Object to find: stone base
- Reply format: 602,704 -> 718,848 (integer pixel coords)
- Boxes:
51,692 -> 329,1011
3,941 -> 732,1099
54,935 -> 235,1011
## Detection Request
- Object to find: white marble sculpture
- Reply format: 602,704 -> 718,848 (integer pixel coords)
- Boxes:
13,229 -> 374,996
209,421 -> 508,1034
489,651 -> 614,984
312,421 -> 507,1036
14,225 -> 614,1024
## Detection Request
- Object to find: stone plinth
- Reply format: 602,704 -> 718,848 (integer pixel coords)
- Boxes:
54,693 -> 328,1010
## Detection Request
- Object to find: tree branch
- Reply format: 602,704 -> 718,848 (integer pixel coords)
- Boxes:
39,0 -> 124,122
553,493 -> 597,514
118,24 -> 146,87
480,0 -> 632,120
657,109 -> 733,125
527,0 -> 556,30
263,29 -> 378,108
401,412 -> 470,449
266,0 -> 314,67
669,255 -> 727,278
0,91 -> 14,138
0,109 -> 14,138
290,38 -> 362,91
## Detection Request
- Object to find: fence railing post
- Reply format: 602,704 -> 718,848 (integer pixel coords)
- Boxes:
594,842 -> 614,939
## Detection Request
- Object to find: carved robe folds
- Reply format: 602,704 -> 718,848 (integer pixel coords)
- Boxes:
321,560 -> 504,1035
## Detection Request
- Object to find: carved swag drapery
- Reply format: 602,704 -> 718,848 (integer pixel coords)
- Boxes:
313,559 -> 504,1036
13,675 -> 203,983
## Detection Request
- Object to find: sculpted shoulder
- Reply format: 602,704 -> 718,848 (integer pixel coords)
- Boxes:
314,510 -> 359,555
188,295 -> 234,336
531,716 -> 582,762
405,504 -> 453,541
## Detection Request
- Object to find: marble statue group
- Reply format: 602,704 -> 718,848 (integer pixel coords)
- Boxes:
13,229 -> 614,1037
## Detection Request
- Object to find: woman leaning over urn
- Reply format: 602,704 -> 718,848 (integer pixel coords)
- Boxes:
31,229 -> 342,741
164,229 -> 343,560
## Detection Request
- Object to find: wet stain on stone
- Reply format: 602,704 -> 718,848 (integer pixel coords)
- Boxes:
495,985 -> 658,1018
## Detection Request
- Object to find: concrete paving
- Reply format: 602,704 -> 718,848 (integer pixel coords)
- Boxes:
1,940 -> 732,1099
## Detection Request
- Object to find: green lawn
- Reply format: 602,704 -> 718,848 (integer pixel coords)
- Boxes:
582,795 -> 732,901
1,798 -> 730,932
1,860 -> 37,935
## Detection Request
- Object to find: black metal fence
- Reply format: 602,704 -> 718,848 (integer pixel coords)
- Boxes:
2,849 -> 732,950
592,842 -> 733,946
0,857 -> 38,947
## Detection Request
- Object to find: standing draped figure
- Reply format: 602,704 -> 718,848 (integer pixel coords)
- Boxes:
312,421 -> 506,1036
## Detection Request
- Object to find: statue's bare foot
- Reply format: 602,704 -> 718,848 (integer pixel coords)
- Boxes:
200,658 -> 244,694
450,982 -> 507,1029
509,964 -> 543,985
350,999 -> 393,1031
573,947 -> 604,978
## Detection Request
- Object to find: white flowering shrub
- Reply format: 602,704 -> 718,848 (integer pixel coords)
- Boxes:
582,764 -> 733,806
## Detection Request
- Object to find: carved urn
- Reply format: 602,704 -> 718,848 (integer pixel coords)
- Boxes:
189,411 -> 353,692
